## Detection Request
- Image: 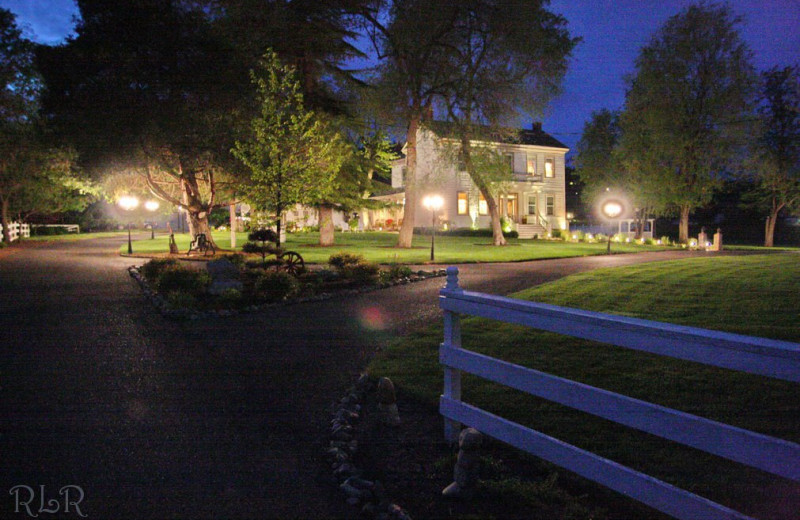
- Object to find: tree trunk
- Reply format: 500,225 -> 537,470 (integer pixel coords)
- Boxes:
319,204 -> 335,246
679,205 -> 691,244
181,168 -> 216,246
0,197 -> 11,244
187,210 -> 213,241
764,212 -> 778,247
485,190 -> 506,246
397,114 -> 420,248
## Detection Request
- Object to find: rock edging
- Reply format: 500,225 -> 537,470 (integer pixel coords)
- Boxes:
327,375 -> 413,520
128,266 -> 446,321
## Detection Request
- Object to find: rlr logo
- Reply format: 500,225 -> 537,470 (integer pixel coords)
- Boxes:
9,485 -> 87,517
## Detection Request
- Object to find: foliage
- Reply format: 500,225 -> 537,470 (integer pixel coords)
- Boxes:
251,270 -> 299,302
140,258 -> 180,282
166,290 -> 199,310
328,251 -> 379,284
0,9 -> 97,241
242,228 -> 279,261
744,65 -> 800,246
36,1 -> 247,240
379,264 -> 413,284
617,3 -> 757,243
155,265 -> 210,296
232,50 -> 348,245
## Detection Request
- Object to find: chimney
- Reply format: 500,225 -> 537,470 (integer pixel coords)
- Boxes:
531,121 -> 542,132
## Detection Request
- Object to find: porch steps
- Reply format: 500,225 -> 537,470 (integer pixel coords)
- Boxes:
517,223 -> 547,239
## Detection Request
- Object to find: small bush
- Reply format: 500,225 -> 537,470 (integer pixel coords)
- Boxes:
380,264 -> 413,283
660,236 -> 672,246
343,262 -> 380,285
155,265 -> 210,296
248,228 -> 277,243
166,290 -> 198,310
253,270 -> 299,302
140,258 -> 179,282
643,237 -> 655,245
551,229 -> 563,239
222,253 -> 246,266
328,252 -> 365,269
217,288 -> 243,307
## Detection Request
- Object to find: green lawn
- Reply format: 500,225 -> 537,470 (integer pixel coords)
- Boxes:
125,230 -> 665,263
368,254 -> 800,518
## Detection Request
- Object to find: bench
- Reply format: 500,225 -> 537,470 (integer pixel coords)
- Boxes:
187,233 -> 215,256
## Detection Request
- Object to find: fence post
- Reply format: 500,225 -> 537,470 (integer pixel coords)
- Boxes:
442,266 -> 463,442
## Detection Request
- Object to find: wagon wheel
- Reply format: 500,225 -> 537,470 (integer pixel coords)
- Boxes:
279,251 -> 305,275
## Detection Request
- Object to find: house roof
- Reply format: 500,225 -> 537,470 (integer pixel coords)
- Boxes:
423,120 -> 568,150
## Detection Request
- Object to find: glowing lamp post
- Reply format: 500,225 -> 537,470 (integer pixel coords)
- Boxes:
422,194 -> 444,262
118,196 -> 139,254
144,200 -> 160,239
601,199 -> 624,254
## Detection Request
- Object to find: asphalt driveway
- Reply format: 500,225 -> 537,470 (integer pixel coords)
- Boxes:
0,236 -> 713,519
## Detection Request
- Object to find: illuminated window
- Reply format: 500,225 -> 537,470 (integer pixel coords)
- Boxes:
478,193 -> 488,215
545,158 -> 554,178
457,192 -> 468,215
526,155 -> 536,176
546,195 -> 555,216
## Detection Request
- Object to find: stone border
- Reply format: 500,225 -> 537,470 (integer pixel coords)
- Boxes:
326,375 -> 414,520
128,265 -> 447,321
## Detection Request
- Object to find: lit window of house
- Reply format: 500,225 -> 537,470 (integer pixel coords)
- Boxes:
545,158 -> 554,178
457,192 -> 468,215
526,155 -> 536,176
479,193 -> 488,215
546,195 -> 555,216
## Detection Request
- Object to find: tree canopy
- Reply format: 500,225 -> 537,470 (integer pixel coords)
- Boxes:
232,51 -> 348,245
617,2 -> 757,243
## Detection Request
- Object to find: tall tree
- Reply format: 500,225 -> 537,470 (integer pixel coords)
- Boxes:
439,0 -> 576,245
618,2 -> 757,243
747,65 -> 800,247
232,51 -> 348,246
0,8 -> 95,242
360,0 -> 461,248
37,0 -> 248,243
316,129 -> 395,246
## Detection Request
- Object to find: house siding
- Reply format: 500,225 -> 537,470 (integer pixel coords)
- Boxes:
393,125 -> 569,234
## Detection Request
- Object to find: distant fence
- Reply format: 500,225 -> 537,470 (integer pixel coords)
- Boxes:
0,222 -> 30,242
439,266 -> 800,520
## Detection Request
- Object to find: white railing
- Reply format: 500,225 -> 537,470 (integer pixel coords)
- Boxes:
439,266 -> 800,520
0,222 -> 30,242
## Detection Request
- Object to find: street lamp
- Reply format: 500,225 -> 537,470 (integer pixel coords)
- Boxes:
118,196 -> 139,254
144,200 -> 160,239
601,199 -> 624,254
422,194 -> 444,262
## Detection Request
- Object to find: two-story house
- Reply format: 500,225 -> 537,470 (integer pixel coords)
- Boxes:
388,121 -> 569,238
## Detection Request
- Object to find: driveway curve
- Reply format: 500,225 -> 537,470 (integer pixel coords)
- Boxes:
0,236 -> 716,519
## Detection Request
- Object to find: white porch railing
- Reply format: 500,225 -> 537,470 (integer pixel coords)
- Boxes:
0,222 -> 30,242
439,266 -> 800,520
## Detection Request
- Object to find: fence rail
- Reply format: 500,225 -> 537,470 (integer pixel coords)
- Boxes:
0,222 -> 30,242
439,266 -> 800,520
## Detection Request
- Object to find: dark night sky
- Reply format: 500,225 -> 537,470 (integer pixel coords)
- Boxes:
2,0 -> 799,152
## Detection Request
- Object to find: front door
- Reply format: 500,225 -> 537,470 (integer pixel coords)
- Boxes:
505,193 -> 518,222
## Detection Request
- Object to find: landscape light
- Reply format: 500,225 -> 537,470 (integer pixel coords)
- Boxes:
422,195 -> 444,262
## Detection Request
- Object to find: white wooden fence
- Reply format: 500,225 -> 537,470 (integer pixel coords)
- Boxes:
0,222 -> 30,242
439,266 -> 800,520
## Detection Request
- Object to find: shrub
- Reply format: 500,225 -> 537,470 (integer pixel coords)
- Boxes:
660,236 -> 672,246
550,229 -> 562,239
155,265 -> 210,296
253,270 -> 299,302
217,288 -> 243,307
248,228 -> 277,243
644,237 -> 655,245
342,261 -> 380,285
328,252 -> 365,269
380,264 -> 413,283
166,290 -> 198,310
140,258 -> 179,282
222,253 -> 246,266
